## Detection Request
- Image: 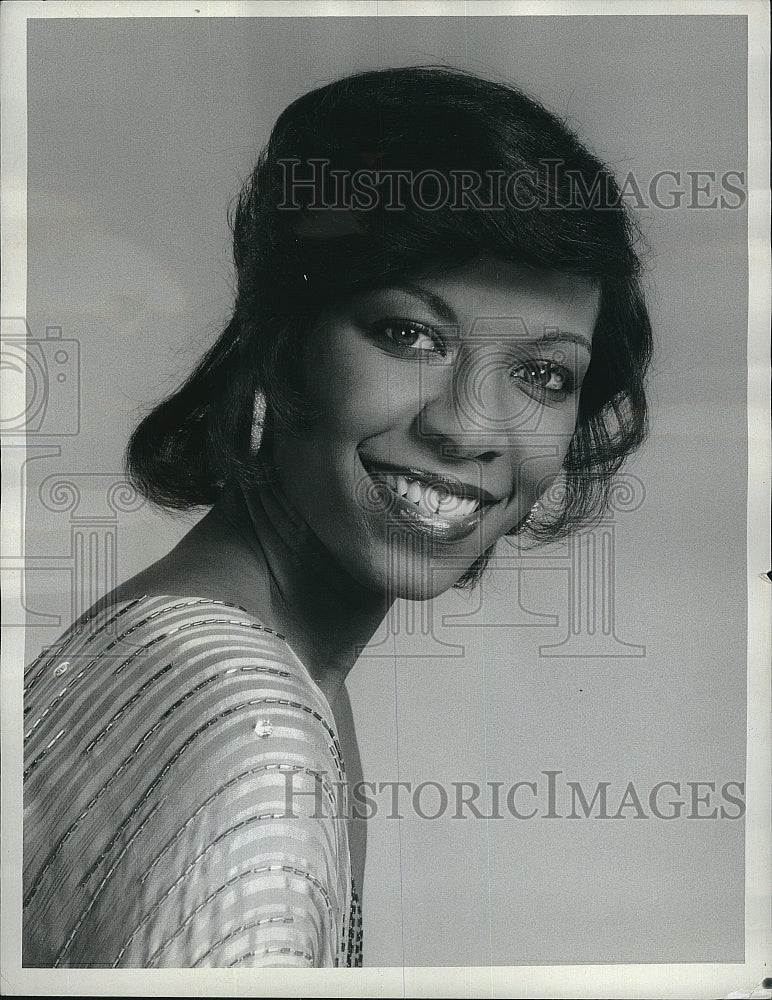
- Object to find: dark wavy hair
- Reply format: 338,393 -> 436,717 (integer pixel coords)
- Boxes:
126,66 -> 652,585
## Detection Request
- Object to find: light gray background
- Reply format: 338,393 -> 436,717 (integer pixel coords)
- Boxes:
24,14 -> 747,966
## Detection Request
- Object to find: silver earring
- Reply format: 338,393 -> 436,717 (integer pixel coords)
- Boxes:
521,500 -> 541,531
250,391 -> 267,455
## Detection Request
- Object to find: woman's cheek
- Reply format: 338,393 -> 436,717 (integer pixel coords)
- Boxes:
314,339 -> 423,438
504,411 -> 577,499
531,400 -> 581,452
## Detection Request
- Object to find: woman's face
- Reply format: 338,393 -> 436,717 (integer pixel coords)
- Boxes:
266,257 -> 600,599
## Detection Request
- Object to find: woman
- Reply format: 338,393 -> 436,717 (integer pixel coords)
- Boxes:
23,66 -> 651,967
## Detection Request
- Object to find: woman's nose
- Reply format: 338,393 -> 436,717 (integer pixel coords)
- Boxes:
416,348 -> 534,460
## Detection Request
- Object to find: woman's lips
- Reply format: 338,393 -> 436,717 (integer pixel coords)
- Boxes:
358,458 -> 502,543
381,471 -> 481,518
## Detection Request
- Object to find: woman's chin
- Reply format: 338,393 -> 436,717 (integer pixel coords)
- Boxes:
355,544 -> 484,601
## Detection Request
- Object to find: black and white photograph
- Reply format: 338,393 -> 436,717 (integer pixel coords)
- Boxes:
1,2 -> 770,997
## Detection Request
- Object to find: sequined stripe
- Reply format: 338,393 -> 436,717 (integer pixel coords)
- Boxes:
25,628 -> 171,743
77,808 -> 330,966
22,645 -> 54,687
145,668 -> 343,776
140,764 -> 338,886
25,596 -> 152,706
82,660 -> 176,754
347,882 -> 364,967
80,754 -> 340,898
26,609 -> 310,768
193,900 -> 326,969
26,598 -> 299,743
23,728 -> 65,781
132,864 -> 336,968
31,629 -> 334,834
85,636 -> 291,753
134,805 -> 342,948
24,636 -> 206,810
110,601 -> 286,658
192,916 -> 296,967
228,948 -> 314,967
124,599 -> 284,642
23,598 -> 144,691
25,612 -> 298,749
113,844 -> 316,967
244,697 -> 344,774
137,615 -> 285,642
103,598 -> 262,642
223,796 -> 344,886
52,802 -> 161,968
27,624 -> 293,757
86,662 -> 293,756
26,606 -> 286,740
25,688 -> 338,908
57,689 -> 334,897
150,865 -> 336,967
24,682 -> 74,743
109,618 -> 286,679
23,689 -> 246,905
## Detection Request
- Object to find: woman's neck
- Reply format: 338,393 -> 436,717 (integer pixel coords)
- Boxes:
205,486 -> 389,707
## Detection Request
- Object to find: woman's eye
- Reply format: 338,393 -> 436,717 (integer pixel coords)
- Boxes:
375,320 -> 445,356
511,359 -> 574,396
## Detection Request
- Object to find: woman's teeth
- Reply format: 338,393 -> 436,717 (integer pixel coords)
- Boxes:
385,473 -> 480,520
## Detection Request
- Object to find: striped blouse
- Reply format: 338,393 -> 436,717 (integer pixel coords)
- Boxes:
23,595 -> 363,968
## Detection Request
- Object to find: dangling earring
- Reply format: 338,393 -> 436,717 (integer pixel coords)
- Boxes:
519,499 -> 541,532
524,500 -> 541,527
250,391 -> 267,455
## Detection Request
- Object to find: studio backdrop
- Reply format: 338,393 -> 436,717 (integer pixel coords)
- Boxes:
15,10 -> 751,969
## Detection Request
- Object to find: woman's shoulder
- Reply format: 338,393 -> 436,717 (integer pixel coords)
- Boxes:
26,591 -> 328,712
24,592 -> 340,786
23,592 -> 352,968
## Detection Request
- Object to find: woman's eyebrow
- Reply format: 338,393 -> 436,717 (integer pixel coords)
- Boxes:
536,330 -> 593,356
391,283 -> 459,325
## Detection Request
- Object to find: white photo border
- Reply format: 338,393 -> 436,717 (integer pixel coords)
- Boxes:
1,2 -> 769,997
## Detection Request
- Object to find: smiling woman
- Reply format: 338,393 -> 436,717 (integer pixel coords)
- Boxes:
22,66 -> 651,968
